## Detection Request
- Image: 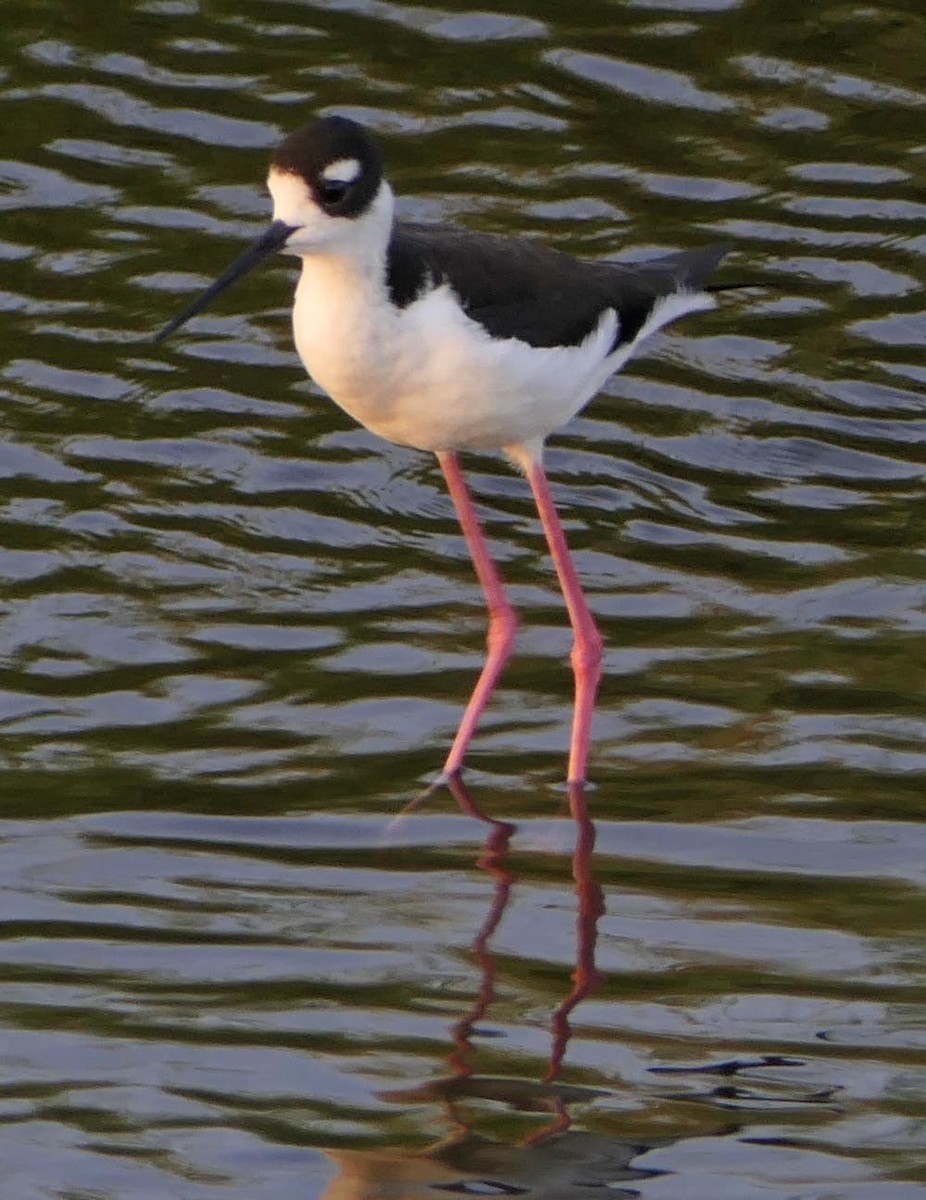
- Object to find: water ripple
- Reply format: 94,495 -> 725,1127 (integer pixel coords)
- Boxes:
1,0 -> 925,1195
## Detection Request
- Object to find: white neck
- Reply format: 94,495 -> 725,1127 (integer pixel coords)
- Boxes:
287,182 -> 402,424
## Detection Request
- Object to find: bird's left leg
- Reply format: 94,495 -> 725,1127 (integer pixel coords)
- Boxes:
437,450 -> 519,778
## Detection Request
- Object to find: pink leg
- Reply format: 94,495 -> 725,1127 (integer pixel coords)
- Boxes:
524,460 -> 603,783
437,451 -> 518,777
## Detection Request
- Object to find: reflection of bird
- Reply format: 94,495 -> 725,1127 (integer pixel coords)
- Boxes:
157,115 -> 730,782
316,777 -> 654,1199
441,777 -> 602,1096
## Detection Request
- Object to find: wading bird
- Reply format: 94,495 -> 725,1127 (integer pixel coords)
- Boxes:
157,115 -> 730,784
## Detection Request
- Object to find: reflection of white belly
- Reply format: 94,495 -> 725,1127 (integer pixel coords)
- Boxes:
292,260 -> 619,454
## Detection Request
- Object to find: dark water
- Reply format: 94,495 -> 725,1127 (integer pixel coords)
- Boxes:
2,0 -> 926,1195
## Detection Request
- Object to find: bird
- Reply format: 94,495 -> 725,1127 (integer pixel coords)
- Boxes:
156,114 -> 731,785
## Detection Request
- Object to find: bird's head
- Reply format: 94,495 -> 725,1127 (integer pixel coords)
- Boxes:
155,115 -> 391,342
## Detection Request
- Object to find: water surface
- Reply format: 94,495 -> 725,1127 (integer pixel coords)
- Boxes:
1,0 -> 925,1196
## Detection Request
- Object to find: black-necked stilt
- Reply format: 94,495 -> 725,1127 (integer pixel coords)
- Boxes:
157,115 -> 731,784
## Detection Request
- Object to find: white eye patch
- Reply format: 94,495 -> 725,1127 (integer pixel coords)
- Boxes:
321,157 -> 361,184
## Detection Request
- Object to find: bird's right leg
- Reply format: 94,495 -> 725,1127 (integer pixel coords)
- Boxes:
436,450 -> 518,778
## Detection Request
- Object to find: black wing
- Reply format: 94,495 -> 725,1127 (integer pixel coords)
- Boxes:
386,222 -> 729,351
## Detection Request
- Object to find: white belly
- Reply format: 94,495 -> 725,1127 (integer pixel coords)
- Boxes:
291,259 -> 619,455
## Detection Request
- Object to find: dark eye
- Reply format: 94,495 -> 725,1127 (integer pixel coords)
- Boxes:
319,180 -> 350,204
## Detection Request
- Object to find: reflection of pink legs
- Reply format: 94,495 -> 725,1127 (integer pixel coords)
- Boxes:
438,450 -> 518,778
524,462 -> 603,784
446,775 -> 516,1081
441,776 -> 605,1145
544,781 -> 605,1089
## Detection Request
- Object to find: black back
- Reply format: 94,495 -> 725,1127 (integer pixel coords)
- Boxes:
387,223 -> 728,351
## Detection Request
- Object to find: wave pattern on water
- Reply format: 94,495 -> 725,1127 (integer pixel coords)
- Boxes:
0,0 -> 925,1195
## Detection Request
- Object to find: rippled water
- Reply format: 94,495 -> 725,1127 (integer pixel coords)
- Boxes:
2,0 -> 926,1196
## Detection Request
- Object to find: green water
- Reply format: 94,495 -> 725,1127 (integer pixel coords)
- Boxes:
1,0 -> 925,1195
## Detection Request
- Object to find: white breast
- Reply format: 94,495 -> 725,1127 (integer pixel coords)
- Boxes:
292,257 -> 621,456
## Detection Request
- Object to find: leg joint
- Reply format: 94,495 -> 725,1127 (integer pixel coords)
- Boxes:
570,630 -> 603,673
487,608 -> 519,655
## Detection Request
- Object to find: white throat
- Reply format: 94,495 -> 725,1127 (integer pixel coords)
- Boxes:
282,174 -> 400,438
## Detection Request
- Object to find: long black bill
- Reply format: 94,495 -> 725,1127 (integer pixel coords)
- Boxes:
154,219 -> 298,342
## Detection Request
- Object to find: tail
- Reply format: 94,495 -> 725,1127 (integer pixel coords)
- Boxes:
602,242 -> 740,358
642,242 -> 734,291
664,243 -> 764,295
648,243 -> 766,304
